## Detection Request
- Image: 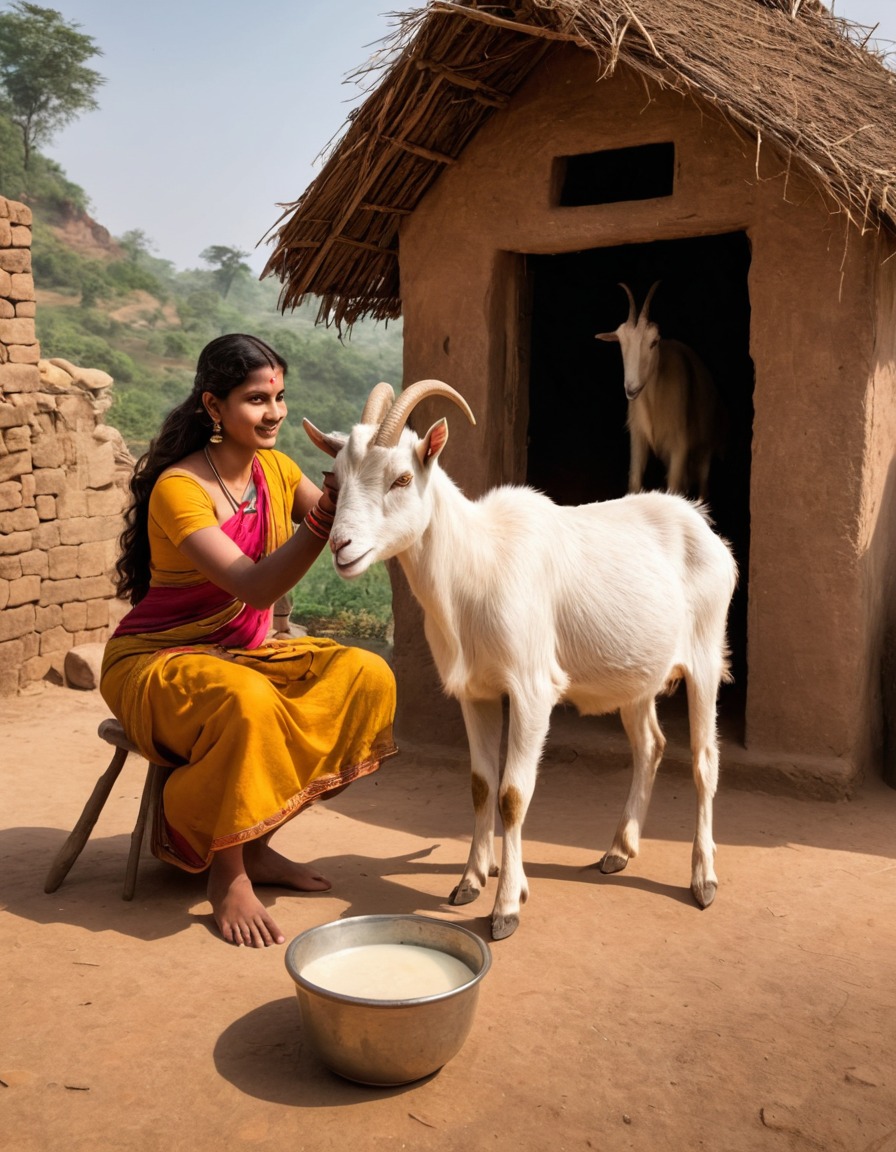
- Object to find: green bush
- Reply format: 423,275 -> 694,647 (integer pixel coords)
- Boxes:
162,330 -> 193,359
176,288 -> 224,334
79,268 -> 104,308
159,370 -> 192,403
290,549 -> 393,635
305,608 -> 393,642
78,308 -> 120,337
31,223 -> 84,293
106,388 -> 167,444
106,258 -> 166,297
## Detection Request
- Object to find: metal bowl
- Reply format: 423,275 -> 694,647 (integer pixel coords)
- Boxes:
284,913 -> 491,1085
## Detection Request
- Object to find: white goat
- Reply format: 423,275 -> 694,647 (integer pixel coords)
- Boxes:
304,380 -> 737,940
596,281 -> 724,500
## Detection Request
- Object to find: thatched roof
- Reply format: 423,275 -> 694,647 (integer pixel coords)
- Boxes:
261,0 -> 896,329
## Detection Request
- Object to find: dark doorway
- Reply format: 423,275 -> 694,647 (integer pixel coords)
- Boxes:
525,231 -> 754,717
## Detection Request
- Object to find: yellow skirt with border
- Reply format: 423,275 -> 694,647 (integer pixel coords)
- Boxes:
100,635 -> 397,872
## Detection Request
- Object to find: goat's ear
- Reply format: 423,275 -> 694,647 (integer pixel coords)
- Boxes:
302,418 -> 345,459
415,418 -> 448,468
595,331 -> 619,342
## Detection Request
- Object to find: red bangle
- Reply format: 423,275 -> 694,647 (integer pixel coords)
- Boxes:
303,504 -> 333,540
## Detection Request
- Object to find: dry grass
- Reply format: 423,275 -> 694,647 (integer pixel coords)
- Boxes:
261,0 -> 896,329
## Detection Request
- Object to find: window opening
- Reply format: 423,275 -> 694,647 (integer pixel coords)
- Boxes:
558,142 -> 675,206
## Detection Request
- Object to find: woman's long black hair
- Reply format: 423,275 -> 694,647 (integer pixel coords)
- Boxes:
115,333 -> 288,605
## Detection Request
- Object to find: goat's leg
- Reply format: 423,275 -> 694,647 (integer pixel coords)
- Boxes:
599,697 -> 665,874
450,697 -> 503,908
666,446 -> 690,496
490,693 -> 553,940
695,449 -> 712,503
628,428 -> 649,494
685,670 -> 721,908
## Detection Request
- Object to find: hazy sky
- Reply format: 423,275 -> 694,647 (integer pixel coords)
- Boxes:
6,1 -> 894,277
27,1 -> 406,274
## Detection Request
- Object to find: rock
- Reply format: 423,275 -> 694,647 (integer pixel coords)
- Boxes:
74,366 -> 114,392
48,358 -> 113,392
38,360 -> 75,389
63,642 -> 105,690
48,356 -> 80,377
93,422 -> 136,469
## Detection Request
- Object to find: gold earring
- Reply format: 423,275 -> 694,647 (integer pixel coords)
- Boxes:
210,421 -> 223,444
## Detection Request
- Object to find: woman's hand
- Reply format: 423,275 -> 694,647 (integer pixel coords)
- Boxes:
320,470 -> 339,515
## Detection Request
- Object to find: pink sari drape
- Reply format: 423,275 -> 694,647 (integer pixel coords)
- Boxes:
112,455 -> 273,650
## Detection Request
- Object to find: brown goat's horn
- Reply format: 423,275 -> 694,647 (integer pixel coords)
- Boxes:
640,280 -> 661,321
619,282 -> 637,324
374,379 -> 476,449
361,381 -> 395,425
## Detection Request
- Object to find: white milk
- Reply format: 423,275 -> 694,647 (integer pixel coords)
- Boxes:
301,943 -> 475,999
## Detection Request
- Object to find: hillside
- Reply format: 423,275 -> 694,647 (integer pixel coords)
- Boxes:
31,200 -> 404,462
47,200 -> 122,260
13,142 -> 402,638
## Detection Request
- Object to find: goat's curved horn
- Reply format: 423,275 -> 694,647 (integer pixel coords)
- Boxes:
640,280 -> 661,321
619,282 -> 637,324
374,379 -> 476,449
361,381 -> 395,425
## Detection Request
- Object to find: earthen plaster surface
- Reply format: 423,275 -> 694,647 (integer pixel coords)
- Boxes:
393,48 -> 893,789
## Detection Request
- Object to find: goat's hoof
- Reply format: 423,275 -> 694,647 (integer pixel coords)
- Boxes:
449,881 -> 480,906
598,852 -> 628,875
692,879 -> 717,909
491,913 -> 519,940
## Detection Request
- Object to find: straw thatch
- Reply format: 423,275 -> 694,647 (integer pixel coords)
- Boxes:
261,0 -> 896,329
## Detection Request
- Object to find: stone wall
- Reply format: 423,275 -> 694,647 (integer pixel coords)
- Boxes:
0,195 -> 133,696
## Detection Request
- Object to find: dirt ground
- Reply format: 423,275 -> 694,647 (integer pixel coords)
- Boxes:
3,681 -> 896,1152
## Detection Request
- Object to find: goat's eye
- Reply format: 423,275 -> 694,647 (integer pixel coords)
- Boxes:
649,337 -> 660,349
390,472 -> 413,490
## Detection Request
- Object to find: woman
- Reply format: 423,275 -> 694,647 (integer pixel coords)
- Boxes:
101,333 -> 397,948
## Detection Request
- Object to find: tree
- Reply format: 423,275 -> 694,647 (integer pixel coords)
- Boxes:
199,245 -> 252,299
78,267 -> 104,309
119,228 -> 156,265
0,3 -> 104,171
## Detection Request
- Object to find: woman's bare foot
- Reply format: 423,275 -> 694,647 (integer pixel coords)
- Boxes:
207,846 -> 285,947
244,840 -> 331,892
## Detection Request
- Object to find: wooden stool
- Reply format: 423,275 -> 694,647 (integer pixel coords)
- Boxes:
44,718 -> 167,901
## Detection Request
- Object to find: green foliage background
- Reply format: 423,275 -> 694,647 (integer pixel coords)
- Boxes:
5,114 -> 402,639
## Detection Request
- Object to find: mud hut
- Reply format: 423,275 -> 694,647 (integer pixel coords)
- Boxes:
263,0 -> 896,797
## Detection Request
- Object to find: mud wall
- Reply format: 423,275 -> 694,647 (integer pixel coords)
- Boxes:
865,236 -> 896,786
392,46 -> 890,794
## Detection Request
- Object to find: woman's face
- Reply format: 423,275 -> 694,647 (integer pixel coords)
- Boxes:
206,363 -> 287,450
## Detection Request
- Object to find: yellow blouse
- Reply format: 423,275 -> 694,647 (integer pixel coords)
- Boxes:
146,449 -> 303,586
